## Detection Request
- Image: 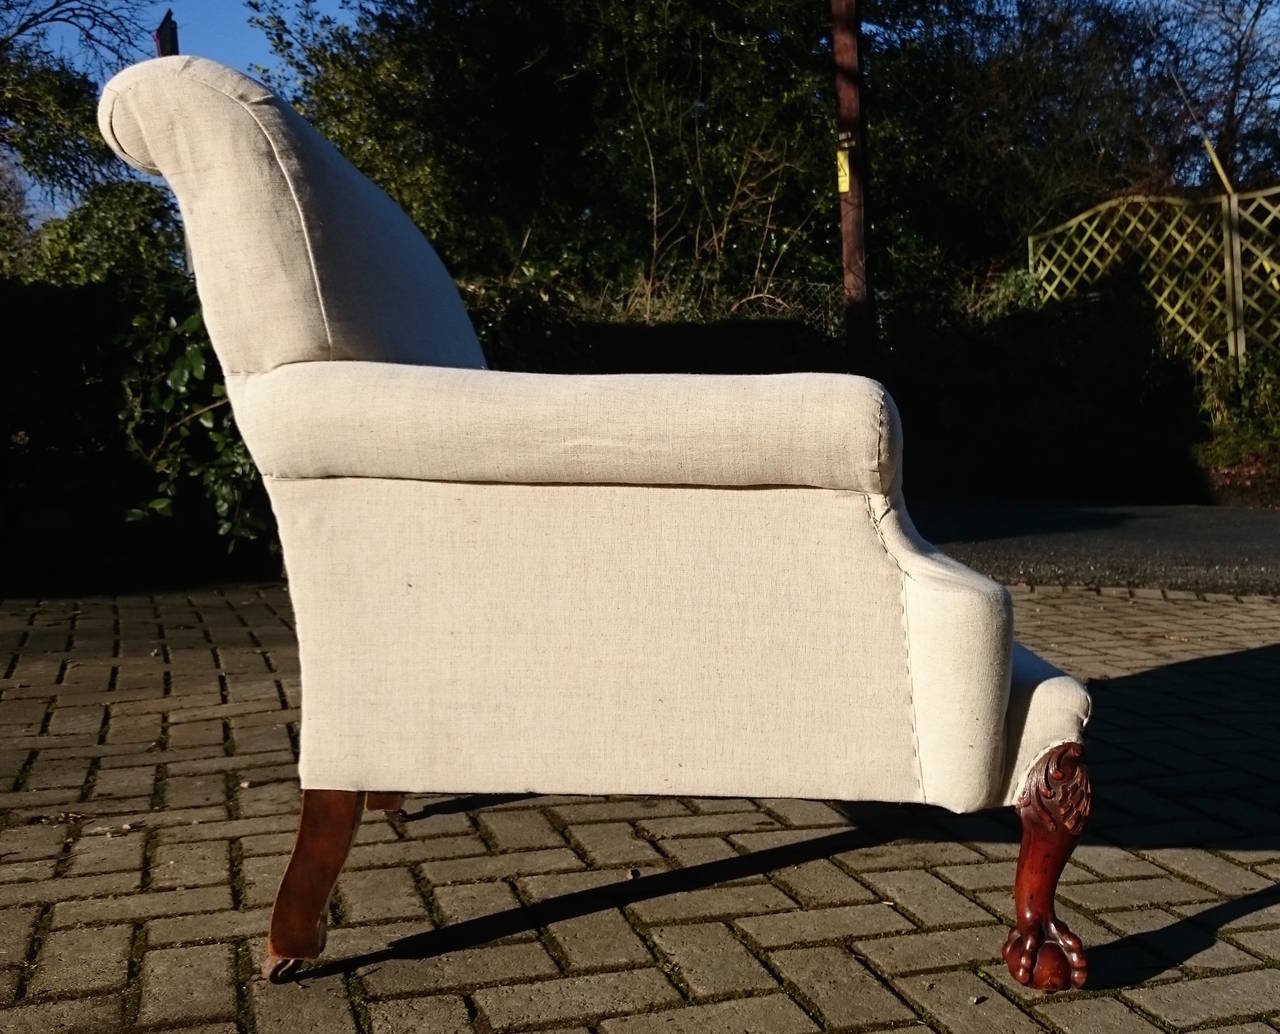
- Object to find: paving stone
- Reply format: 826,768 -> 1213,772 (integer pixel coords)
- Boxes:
854,924 -> 1003,974
349,835 -> 489,868
158,814 -> 296,844
473,969 -> 681,1032
363,942 -> 560,996
478,809 -> 565,850
686,798 -> 758,813
1036,996 -> 1167,1033
568,823 -> 663,866
169,720 -> 225,748
628,883 -> 794,925
322,919 -> 426,957
165,774 -> 229,809
366,994 -> 471,1034
1061,877 -> 1215,910
0,858 -> 55,883
28,923 -> 132,995
240,854 -> 286,908
896,969 -> 1039,1033
1103,907 -> 1258,970
863,869 -> 991,925
253,968 -> 357,1034
548,909 -> 653,970
728,828 -> 844,852
152,839 -> 230,889
657,836 -> 739,868
769,859 -> 876,906
1141,847 -> 1274,896
420,848 -> 584,884
236,781 -> 299,817
599,995 -> 818,1033
936,859 -> 1091,890
0,869 -> 138,906
1072,842 -> 1166,878
65,831 -> 145,875
433,880 -> 525,925
549,800 -> 690,824
92,764 -> 159,800
1124,968 -> 1280,1028
53,885 -> 232,926
138,944 -> 236,1025
650,922 -> 776,997
338,866 -> 427,922
770,945 -> 914,1027
637,812 -> 779,838
400,811 -> 475,839
734,903 -> 912,947
0,994 -> 122,1033
147,907 -> 270,945
1172,897 -> 1280,931
24,757 -> 91,789
0,906 -> 37,965
835,839 -> 984,870
46,706 -> 103,736
758,799 -> 849,827
518,867 -> 665,903
0,824 -> 68,860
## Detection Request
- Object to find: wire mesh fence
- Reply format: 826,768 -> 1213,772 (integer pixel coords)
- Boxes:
727,279 -> 846,338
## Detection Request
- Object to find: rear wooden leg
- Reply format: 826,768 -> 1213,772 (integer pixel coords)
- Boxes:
365,791 -> 406,814
262,789 -> 365,982
1004,742 -> 1091,991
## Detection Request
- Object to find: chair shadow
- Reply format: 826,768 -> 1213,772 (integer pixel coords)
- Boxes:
300,644 -> 1280,987
302,818 -> 914,980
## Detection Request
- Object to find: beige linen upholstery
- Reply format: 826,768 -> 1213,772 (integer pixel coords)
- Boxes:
99,56 -> 1090,815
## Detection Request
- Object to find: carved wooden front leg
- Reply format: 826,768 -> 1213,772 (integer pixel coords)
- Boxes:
1003,742 -> 1091,991
262,789 -> 366,982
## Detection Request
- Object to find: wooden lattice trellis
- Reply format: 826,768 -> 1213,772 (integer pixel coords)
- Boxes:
1028,185 -> 1280,376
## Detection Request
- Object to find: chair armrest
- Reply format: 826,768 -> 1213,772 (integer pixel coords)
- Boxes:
227,362 -> 903,493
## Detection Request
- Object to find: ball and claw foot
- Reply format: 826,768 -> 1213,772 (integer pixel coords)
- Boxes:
1003,918 -> 1086,991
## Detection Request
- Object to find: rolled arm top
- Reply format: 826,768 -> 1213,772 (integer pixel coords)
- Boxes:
228,363 -> 903,494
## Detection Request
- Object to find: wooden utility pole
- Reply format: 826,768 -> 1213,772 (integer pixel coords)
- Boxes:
831,0 -> 869,340
154,9 -> 179,57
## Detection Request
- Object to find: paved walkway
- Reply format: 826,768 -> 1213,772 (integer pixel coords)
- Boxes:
1,584 -> 1278,1033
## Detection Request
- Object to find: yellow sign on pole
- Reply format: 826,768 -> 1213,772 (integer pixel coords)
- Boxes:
836,147 -> 850,193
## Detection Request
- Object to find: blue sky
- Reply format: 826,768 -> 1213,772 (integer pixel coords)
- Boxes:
77,2 -> 349,74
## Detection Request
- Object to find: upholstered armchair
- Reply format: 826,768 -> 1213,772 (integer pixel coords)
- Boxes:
99,57 -> 1093,992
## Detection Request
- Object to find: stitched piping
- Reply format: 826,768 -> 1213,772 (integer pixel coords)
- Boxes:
874,390 -> 886,495
237,97 -> 335,362
863,493 -> 927,804
114,67 -> 336,363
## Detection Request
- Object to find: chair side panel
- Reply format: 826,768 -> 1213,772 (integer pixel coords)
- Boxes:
268,478 -> 923,803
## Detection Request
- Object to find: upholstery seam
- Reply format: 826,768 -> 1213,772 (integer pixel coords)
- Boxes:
875,390 -> 886,495
115,69 -> 336,362
237,98 -> 335,361
863,493 -> 927,804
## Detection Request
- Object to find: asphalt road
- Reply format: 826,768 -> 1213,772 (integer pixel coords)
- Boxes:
909,498 -> 1280,596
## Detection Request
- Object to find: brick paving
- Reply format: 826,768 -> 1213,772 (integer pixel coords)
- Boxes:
0,583 -> 1278,1033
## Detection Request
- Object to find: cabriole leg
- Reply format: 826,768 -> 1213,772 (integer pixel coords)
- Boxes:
1003,742 -> 1091,991
261,789 -> 365,982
